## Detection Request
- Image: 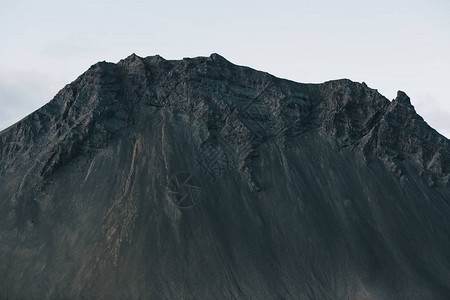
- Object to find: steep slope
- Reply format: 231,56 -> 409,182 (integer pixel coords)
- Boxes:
0,53 -> 449,299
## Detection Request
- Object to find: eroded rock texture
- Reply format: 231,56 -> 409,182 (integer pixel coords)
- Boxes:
0,53 -> 449,299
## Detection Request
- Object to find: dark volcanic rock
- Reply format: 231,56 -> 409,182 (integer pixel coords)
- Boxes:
0,53 -> 449,299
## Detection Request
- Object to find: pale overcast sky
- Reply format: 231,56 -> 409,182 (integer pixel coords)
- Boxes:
1,0 -> 449,137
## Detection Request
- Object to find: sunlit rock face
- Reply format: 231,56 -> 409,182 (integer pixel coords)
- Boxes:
0,53 -> 449,299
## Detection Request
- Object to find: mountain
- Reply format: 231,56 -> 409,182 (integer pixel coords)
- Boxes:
0,53 -> 449,299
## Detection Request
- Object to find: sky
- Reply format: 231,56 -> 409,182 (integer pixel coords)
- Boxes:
1,0 -> 449,137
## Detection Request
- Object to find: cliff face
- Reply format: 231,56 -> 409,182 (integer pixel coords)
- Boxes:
0,53 -> 449,299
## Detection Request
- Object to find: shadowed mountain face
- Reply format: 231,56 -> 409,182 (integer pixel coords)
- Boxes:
0,53 -> 449,299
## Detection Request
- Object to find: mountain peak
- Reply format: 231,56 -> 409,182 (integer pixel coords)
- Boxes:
0,53 -> 449,299
208,52 -> 231,64
126,52 -> 141,60
119,53 -> 145,66
394,90 -> 412,106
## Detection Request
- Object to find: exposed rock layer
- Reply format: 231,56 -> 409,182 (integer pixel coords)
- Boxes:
0,54 -> 449,299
